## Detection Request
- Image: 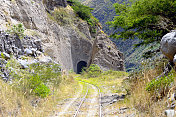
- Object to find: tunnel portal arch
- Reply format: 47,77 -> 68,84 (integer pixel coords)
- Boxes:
77,61 -> 87,74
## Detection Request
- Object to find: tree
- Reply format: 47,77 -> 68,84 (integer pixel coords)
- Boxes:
108,0 -> 176,47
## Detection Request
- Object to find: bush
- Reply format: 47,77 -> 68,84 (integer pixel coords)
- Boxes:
146,72 -> 174,92
68,0 -> 99,33
7,24 -> 25,39
68,0 -> 93,20
84,64 -> 102,78
6,58 -> 61,98
33,83 -> 50,98
87,17 -> 99,33
146,70 -> 175,98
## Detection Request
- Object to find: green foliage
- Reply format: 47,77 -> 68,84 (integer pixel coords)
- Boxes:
68,0 -> 93,20
146,71 -> 175,93
33,83 -> 50,98
6,58 -> 61,98
1,52 -> 5,59
68,0 -> 99,33
82,64 -> 102,78
108,0 -> 176,47
87,16 -> 99,33
102,70 -> 128,77
7,24 -> 25,39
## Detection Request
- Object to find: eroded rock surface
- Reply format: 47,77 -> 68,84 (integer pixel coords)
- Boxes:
91,32 -> 125,71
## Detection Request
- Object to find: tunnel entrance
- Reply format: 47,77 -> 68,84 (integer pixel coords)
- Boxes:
77,61 -> 87,74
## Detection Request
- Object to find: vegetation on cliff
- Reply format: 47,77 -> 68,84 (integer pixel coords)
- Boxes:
68,0 -> 99,33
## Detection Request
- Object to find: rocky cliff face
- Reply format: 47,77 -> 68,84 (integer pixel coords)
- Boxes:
91,32 -> 124,71
0,0 -> 125,72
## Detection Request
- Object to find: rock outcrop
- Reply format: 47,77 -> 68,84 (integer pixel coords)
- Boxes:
91,32 -> 124,71
0,0 -> 125,73
161,31 -> 176,63
43,0 -> 67,10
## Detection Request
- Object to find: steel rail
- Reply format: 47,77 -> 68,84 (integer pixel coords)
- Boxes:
73,84 -> 89,117
76,80 -> 102,117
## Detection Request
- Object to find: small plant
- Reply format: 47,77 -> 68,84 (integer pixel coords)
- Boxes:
146,72 -> 175,93
52,9 -> 71,25
33,83 -> 50,98
6,58 -> 61,98
84,64 -> 102,78
87,17 -> 99,33
7,24 -> 25,39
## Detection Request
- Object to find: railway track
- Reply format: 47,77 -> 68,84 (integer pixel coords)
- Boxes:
73,85 -> 89,117
55,81 -> 102,117
74,81 -> 102,117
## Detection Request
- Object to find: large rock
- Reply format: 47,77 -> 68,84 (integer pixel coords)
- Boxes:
165,110 -> 175,117
91,32 -> 125,71
161,31 -> 176,61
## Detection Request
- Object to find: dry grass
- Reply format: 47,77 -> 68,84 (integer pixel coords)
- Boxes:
0,73 -> 79,117
128,62 -> 172,117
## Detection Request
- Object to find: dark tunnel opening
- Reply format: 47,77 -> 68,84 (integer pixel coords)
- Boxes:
77,61 -> 87,74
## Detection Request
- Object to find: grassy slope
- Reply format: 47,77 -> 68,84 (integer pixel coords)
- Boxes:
75,71 -> 128,94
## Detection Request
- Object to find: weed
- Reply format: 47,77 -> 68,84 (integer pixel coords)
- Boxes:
6,58 -> 61,98
146,72 -> 175,92
7,24 -> 25,39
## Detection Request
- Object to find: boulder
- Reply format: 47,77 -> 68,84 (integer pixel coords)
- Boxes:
161,31 -> 176,61
91,32 -> 125,71
24,48 -> 33,56
18,59 -> 29,69
38,56 -> 52,63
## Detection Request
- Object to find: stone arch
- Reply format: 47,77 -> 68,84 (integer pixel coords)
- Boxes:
77,61 -> 87,74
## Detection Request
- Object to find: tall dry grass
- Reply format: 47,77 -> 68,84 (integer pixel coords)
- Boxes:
0,73 -> 79,117
128,59 -> 175,116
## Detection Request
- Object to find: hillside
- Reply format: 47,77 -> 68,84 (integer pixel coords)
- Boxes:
79,0 -> 161,70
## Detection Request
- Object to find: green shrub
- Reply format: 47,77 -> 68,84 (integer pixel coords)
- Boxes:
6,58 -> 61,98
33,83 -> 50,98
85,64 -> 102,78
87,17 -> 99,33
68,0 -> 93,20
146,71 -> 175,94
7,24 -> 25,39
68,0 -> 99,33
